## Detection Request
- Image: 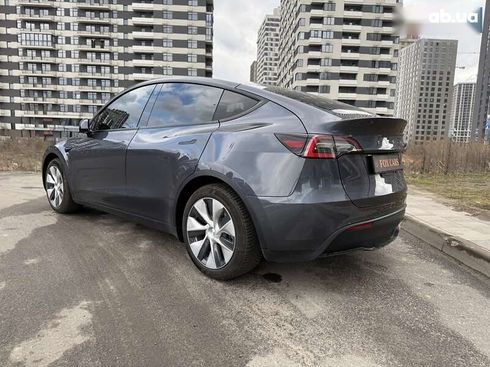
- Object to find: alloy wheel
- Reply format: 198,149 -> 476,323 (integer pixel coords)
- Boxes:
45,165 -> 64,208
186,197 -> 236,269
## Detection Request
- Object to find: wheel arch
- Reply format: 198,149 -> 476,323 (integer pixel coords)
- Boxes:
42,150 -> 63,189
174,173 -> 260,246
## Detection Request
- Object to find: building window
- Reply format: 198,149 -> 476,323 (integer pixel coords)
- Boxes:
188,68 -> 197,76
188,12 -> 198,20
325,2 -> 336,11
163,39 -> 173,47
163,53 -> 173,61
322,43 -> 333,53
188,0 -> 198,5
163,66 -> 173,75
188,26 -> 198,35
323,17 -> 334,25
320,58 -> 332,66
163,25 -> 172,33
188,54 -> 197,63
163,11 -> 173,19
188,40 -> 198,49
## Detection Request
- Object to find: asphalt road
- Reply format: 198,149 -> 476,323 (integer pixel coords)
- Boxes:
0,172 -> 489,367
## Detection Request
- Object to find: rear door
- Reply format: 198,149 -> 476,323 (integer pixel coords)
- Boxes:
125,82 -> 223,225
67,84 -> 156,208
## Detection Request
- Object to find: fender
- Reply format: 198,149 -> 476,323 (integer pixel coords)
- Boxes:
42,143 -> 70,189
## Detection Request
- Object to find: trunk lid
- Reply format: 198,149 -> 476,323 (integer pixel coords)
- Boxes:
326,117 -> 407,208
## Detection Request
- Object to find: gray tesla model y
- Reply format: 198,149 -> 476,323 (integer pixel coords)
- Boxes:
42,77 -> 407,280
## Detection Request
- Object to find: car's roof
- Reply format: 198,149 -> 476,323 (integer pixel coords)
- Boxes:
130,77 -> 240,91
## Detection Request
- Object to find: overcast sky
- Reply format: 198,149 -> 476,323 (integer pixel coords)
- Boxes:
213,0 -> 486,84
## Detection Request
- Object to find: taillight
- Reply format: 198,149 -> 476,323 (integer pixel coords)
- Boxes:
276,134 -> 351,159
303,135 -> 336,159
333,136 -> 360,155
274,134 -> 307,155
276,134 -> 361,159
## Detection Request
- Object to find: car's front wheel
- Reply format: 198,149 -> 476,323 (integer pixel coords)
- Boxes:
183,184 -> 262,280
45,158 -> 79,214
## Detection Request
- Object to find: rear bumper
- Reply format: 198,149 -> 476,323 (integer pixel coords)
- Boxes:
245,193 -> 405,263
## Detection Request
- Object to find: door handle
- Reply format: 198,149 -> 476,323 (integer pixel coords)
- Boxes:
178,139 -> 197,145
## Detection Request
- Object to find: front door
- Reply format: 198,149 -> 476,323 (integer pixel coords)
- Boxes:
68,84 -> 156,209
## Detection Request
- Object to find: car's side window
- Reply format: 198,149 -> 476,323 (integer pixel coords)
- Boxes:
146,83 -> 223,128
213,90 -> 259,121
91,84 -> 155,131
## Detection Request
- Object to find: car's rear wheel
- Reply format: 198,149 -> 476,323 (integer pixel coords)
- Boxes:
45,158 -> 79,214
183,184 -> 262,280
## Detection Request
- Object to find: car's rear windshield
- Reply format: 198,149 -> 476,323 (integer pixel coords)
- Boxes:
264,87 -> 373,118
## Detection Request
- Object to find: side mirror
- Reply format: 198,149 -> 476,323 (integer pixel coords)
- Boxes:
79,119 -> 90,133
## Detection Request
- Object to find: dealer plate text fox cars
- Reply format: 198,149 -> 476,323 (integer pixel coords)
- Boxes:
42,78 -> 407,280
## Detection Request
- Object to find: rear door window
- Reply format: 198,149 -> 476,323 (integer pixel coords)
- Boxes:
146,83 -> 223,128
213,90 -> 259,120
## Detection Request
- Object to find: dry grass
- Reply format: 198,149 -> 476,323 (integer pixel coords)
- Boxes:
0,137 -> 52,172
406,173 -> 490,213
404,141 -> 490,175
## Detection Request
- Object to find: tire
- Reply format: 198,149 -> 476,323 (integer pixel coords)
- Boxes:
44,158 -> 80,214
182,184 -> 262,280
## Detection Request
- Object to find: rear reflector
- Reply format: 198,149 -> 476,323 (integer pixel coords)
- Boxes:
346,222 -> 373,232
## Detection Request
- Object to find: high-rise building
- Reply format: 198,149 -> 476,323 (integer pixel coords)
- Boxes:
471,1 -> 490,141
249,60 -> 257,83
395,38 -> 457,143
0,0 -> 214,135
276,0 -> 401,116
450,82 -> 475,143
255,6 -> 280,86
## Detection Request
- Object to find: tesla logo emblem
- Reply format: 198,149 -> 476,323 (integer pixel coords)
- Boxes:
379,137 -> 394,150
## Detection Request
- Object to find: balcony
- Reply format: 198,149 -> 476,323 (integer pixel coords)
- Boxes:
77,16 -> 112,24
343,10 -> 363,17
78,58 -> 112,65
132,17 -> 154,25
77,0 -> 111,10
78,72 -> 113,78
132,73 -> 155,80
18,0 -> 56,7
132,2 -> 155,11
338,92 -> 357,99
20,56 -> 56,63
132,31 -> 155,39
77,29 -> 113,37
339,65 -> 359,72
132,45 -> 155,53
18,13 -> 56,21
340,51 -> 360,59
133,59 -> 155,67
342,24 -> 362,32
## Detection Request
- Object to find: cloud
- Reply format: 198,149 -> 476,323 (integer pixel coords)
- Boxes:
212,0 -> 486,84
213,0 -> 279,82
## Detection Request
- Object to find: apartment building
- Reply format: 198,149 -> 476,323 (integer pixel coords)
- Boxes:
255,6 -> 280,86
0,0 -> 213,134
471,2 -> 490,141
450,82 -> 475,143
276,0 -> 401,116
249,60 -> 257,83
395,38 -> 457,143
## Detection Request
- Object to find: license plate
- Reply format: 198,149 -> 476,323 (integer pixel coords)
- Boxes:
371,154 -> 402,173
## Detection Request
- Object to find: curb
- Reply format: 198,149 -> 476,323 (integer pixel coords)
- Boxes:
401,216 -> 490,278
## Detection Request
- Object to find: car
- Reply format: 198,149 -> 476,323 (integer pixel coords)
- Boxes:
42,77 -> 407,280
